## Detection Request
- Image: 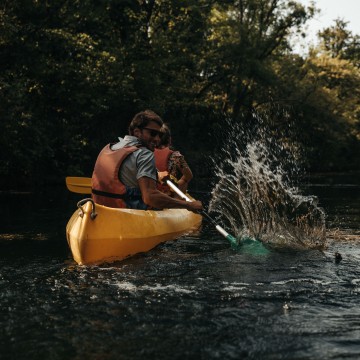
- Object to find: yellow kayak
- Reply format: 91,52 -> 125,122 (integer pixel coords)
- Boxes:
66,198 -> 202,265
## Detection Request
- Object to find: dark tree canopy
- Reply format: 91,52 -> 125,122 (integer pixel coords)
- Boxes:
0,0 -> 359,189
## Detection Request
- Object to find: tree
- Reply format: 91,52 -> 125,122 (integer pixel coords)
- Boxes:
318,19 -> 360,64
0,0 -> 141,185
193,0 -> 314,119
273,20 -> 360,171
0,0 -> 358,188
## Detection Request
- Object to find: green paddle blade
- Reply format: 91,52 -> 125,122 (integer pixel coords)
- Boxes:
237,237 -> 270,255
226,234 -> 238,247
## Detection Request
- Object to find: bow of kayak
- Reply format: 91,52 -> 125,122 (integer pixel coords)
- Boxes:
66,199 -> 202,265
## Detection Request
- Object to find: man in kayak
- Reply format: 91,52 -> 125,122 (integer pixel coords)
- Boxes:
91,110 -> 203,212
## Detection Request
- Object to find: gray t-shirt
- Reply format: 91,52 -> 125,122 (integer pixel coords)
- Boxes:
111,135 -> 157,188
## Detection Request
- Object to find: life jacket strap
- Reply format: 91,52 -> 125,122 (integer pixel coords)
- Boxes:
91,188 -> 143,200
91,188 -> 127,199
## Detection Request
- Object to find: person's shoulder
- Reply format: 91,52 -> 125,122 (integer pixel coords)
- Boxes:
112,135 -> 141,150
170,150 -> 182,158
134,147 -> 154,160
136,146 -> 153,154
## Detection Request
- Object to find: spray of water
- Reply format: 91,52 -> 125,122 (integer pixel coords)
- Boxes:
209,111 -> 326,249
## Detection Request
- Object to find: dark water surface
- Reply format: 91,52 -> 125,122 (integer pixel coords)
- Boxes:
1,174 -> 359,360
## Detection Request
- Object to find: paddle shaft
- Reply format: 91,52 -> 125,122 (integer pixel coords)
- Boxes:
165,180 -> 237,246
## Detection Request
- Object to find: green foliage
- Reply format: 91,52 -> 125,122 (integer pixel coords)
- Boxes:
0,0 -> 359,188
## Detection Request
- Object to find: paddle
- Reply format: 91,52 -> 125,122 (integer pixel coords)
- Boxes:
65,177 -> 92,194
165,179 -> 238,247
164,179 -> 269,254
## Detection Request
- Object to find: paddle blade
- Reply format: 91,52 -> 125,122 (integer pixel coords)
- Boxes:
66,177 -> 92,194
226,234 -> 238,246
238,237 -> 270,255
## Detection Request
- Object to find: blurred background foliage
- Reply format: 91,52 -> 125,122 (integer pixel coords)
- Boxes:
0,0 -> 359,189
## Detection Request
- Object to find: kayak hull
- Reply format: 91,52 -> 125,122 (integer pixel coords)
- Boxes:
66,199 -> 202,265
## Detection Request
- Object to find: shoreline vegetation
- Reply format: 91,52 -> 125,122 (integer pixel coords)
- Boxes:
1,1 -> 359,190
0,172 -> 358,194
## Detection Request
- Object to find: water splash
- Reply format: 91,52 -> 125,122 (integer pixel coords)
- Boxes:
209,112 -> 326,249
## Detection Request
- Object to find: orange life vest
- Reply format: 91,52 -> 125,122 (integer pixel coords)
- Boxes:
92,144 -> 140,208
154,147 -> 173,171
154,147 -> 174,194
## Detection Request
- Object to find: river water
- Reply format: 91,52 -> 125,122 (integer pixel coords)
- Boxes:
0,173 -> 359,360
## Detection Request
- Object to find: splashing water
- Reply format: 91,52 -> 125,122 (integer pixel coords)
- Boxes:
209,112 -> 326,249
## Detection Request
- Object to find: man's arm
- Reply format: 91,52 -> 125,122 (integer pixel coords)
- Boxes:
138,177 -> 203,212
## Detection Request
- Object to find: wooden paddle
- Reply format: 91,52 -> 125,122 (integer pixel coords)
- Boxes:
65,176 -> 238,246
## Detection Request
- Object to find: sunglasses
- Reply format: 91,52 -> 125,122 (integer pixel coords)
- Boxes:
142,127 -> 162,137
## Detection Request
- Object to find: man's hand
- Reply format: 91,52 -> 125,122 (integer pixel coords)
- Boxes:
157,171 -> 169,184
138,177 -> 203,212
186,200 -> 203,213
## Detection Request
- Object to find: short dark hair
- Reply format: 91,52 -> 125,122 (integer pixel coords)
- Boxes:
128,110 -> 163,135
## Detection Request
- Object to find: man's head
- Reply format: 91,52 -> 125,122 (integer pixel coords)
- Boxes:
129,110 -> 163,151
